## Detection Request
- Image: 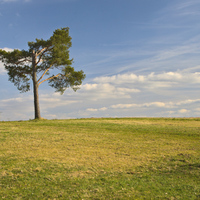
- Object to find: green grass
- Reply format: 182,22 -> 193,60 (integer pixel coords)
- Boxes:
0,118 -> 199,199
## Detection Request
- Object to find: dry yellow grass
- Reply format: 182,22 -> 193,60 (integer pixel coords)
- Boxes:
1,118 -> 199,172
0,118 -> 199,199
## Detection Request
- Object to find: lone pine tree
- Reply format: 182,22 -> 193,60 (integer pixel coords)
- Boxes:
0,27 -> 85,119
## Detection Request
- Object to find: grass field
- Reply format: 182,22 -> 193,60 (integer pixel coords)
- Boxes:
0,118 -> 200,199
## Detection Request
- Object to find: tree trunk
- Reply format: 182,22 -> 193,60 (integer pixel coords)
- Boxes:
32,50 -> 41,119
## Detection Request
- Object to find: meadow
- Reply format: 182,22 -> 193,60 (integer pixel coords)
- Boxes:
0,118 -> 199,199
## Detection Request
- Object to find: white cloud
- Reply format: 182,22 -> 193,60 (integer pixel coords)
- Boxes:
79,82 -> 139,100
82,83 -> 98,90
111,104 -> 137,109
94,73 -> 143,84
110,102 -> 170,110
0,94 -> 33,120
1,68 -> 200,120
178,109 -> 189,113
86,107 -> 108,112
175,99 -> 200,106
87,98 -> 200,114
167,111 -> 175,115
99,107 -> 107,111
1,97 -> 26,103
116,88 -> 140,93
0,92 -> 81,120
1,72 -> 200,120
87,108 -> 98,112
1,47 -> 14,52
94,71 -> 200,91
145,102 -> 167,108
63,70 -> 200,118
39,93 -> 79,109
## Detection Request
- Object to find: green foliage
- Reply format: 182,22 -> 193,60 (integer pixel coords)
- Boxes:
0,49 -> 32,92
0,49 -> 31,64
49,28 -> 73,67
5,65 -> 31,92
0,118 -> 199,199
49,66 -> 85,94
0,27 -> 85,93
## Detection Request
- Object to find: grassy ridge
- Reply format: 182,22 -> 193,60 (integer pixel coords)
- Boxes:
0,118 -> 200,199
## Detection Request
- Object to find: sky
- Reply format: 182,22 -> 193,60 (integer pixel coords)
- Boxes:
0,0 -> 200,120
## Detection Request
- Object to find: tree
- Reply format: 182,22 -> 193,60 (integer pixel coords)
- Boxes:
0,27 -> 86,119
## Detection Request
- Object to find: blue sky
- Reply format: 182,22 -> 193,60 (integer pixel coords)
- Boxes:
0,0 -> 200,120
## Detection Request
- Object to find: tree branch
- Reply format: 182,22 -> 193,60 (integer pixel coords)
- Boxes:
36,46 -> 53,65
36,48 -> 48,65
38,73 -> 61,86
37,66 -> 51,83
37,47 -> 47,56
36,54 -> 44,65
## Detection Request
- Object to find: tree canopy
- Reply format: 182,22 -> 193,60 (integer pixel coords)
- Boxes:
0,27 -> 86,119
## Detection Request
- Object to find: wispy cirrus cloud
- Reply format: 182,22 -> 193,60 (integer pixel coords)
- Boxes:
156,0 -> 200,24
171,0 -> 200,16
82,32 -> 200,77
